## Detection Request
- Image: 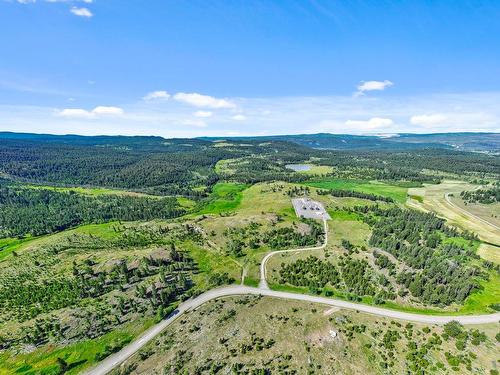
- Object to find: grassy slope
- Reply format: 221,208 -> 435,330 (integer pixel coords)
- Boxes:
0,237 -> 34,261
407,180 -> 500,247
196,182 -> 248,215
0,218 -> 240,374
461,271 -> 500,314
0,319 -> 154,375
21,184 -> 156,198
1,178 -> 498,375
118,296 -> 500,375
304,178 -> 408,203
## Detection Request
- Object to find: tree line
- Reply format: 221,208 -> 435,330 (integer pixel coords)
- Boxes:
0,183 -> 183,238
460,186 -> 499,204
317,188 -> 394,202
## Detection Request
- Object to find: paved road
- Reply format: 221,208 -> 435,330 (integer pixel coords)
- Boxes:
259,218 -> 328,289
84,284 -> 500,375
445,192 -> 500,231
84,215 -> 500,375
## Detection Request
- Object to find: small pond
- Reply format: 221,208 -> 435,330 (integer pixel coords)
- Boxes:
285,164 -> 311,172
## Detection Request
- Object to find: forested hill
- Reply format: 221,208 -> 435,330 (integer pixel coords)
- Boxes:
0,132 -> 499,197
200,132 -> 500,153
0,133 -> 314,195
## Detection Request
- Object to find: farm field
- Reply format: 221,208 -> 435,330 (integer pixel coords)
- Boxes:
407,181 -> 500,247
450,196 -> 500,229
478,243 -> 500,265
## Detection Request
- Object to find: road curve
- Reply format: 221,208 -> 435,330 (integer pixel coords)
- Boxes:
444,192 -> 500,231
259,219 -> 328,289
83,284 -> 500,375
84,212 -> 500,375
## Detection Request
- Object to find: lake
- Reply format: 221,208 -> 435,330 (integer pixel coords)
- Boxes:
285,164 -> 311,172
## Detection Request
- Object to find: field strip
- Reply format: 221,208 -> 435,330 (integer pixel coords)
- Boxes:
444,193 -> 500,231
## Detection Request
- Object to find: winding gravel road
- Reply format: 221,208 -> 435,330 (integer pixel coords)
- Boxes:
259,219 -> 328,289
84,285 -> 500,375
84,217 -> 500,375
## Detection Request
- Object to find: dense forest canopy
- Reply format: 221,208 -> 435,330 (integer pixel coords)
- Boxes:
0,133 -> 498,195
361,206 -> 484,306
0,179 -> 183,238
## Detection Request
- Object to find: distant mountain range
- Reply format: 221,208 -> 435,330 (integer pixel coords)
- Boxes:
1,131 -> 498,153
200,132 -> 500,153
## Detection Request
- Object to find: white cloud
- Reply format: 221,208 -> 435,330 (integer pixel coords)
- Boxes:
143,90 -> 170,101
345,117 -> 394,130
16,0 -> 36,3
57,108 -> 94,119
409,112 -> 499,130
173,92 -> 235,109
6,92 -> 500,137
57,106 -> 124,119
410,113 -> 448,126
355,80 -> 393,97
193,110 -> 213,118
92,106 -> 124,116
231,114 -> 246,121
70,6 -> 93,17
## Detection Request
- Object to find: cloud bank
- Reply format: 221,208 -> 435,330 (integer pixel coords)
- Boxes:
2,91 -> 499,138
57,106 -> 124,119
173,92 -> 235,109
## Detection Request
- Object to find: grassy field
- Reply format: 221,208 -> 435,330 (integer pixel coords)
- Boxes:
0,237 -> 35,261
478,243 -> 500,264
21,183 -> 157,198
185,241 -> 242,288
304,178 -> 408,203
451,197 -> 500,227
461,271 -> 500,314
286,164 -> 334,175
407,180 -> 500,248
116,296 -> 500,375
196,182 -> 248,215
176,196 -> 196,209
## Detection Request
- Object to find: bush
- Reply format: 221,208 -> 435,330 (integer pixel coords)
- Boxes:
443,321 -> 464,338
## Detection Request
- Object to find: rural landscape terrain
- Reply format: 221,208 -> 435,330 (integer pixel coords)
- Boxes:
0,131 -> 498,375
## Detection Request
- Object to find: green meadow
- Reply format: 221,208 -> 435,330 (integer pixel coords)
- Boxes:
196,182 -> 248,215
304,178 -> 408,203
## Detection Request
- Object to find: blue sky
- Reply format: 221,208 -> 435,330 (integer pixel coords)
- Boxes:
1,0 -> 500,137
